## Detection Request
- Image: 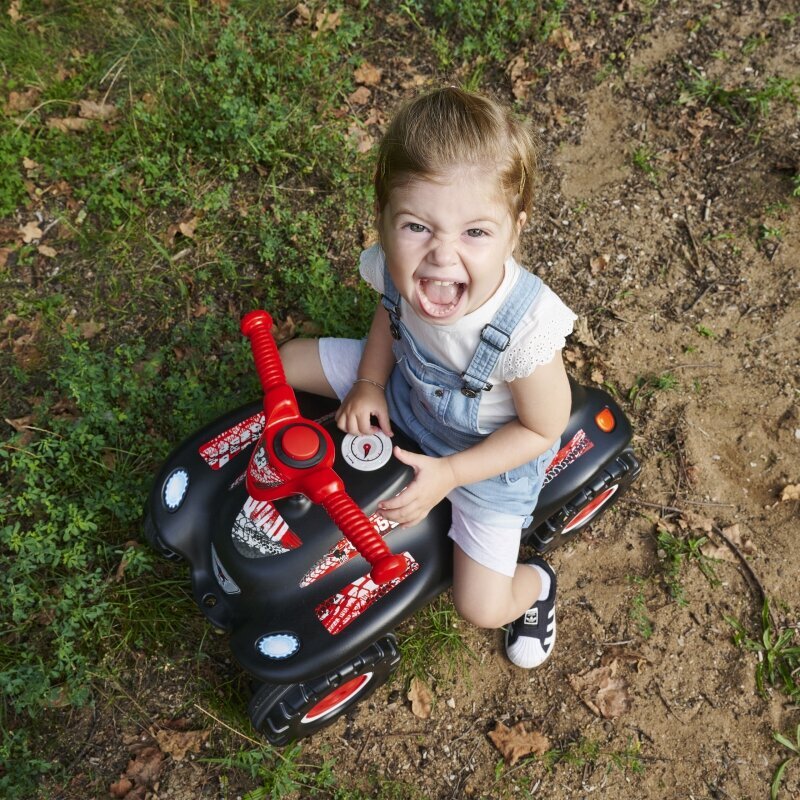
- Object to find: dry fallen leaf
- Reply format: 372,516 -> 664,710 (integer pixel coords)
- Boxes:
348,86 -> 371,105
354,61 -> 382,86
573,317 -> 600,348
700,523 -> 756,562
178,216 -> 199,239
780,484 -> 800,502
569,660 -> 632,719
314,8 -> 341,36
81,320 -> 105,340
79,98 -> 119,121
677,510 -> 713,533
506,54 -> 531,101
38,244 -> 57,258
8,0 -> 22,23
19,221 -> 43,243
488,721 -> 550,766
548,27 -> 581,54
5,88 -> 41,114
347,122 -> 374,154
47,116 -> 92,133
407,676 -> 432,719
152,728 -> 210,761
114,744 -> 165,795
589,253 -> 610,274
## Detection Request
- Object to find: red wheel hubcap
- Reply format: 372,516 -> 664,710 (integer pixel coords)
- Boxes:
563,485 -> 619,534
301,672 -> 373,724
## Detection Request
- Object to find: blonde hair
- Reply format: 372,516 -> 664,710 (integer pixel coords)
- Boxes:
374,87 -> 537,220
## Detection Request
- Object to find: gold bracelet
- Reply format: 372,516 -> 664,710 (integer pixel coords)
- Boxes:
354,377 -> 385,391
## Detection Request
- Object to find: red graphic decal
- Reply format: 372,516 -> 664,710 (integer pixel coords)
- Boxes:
199,412 -> 265,470
362,442 -> 372,458
300,512 -> 400,587
543,429 -> 594,486
315,552 -> 419,635
231,497 -> 301,558
248,441 -> 285,488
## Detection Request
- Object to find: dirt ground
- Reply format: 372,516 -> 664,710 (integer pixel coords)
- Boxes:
45,2 -> 799,798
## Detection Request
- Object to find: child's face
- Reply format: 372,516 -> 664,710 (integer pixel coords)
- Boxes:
378,168 -> 525,325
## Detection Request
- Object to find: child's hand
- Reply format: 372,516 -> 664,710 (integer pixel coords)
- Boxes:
377,447 -> 457,527
336,382 -> 393,437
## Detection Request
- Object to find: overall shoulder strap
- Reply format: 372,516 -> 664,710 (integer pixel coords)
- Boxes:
461,269 -> 542,395
378,257 -> 403,340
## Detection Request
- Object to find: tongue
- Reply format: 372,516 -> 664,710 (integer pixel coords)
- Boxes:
423,280 -> 459,305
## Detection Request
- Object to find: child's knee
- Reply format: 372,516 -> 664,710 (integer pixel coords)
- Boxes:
453,592 -> 508,630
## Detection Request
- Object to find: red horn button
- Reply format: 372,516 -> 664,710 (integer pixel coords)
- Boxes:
282,425 -> 321,461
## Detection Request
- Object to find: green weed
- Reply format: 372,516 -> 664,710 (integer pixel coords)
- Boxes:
678,66 -> 799,125
726,598 -> 800,701
541,736 -> 644,773
208,745 -> 422,800
631,144 -> 660,182
695,323 -> 716,338
397,597 -> 474,682
655,528 -> 719,606
399,0 -> 566,67
628,577 -> 654,639
628,372 -> 678,409
771,724 -> 800,800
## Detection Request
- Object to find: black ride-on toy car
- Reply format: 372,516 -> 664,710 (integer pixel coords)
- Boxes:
145,310 -> 640,745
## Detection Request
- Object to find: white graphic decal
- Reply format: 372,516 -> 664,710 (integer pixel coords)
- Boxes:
231,497 -> 301,558
341,431 -> 393,472
256,632 -> 301,660
211,543 -> 241,594
199,411 -> 265,469
163,468 -> 189,511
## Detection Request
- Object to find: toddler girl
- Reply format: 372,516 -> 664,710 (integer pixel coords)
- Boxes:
281,87 -> 576,669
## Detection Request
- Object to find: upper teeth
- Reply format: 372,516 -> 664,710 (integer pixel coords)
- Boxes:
428,280 -> 456,286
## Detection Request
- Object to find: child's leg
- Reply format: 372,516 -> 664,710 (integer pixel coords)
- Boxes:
279,338 -> 338,397
448,506 -> 557,669
452,545 -> 542,630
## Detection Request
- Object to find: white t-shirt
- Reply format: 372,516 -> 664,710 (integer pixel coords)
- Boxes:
359,244 -> 577,429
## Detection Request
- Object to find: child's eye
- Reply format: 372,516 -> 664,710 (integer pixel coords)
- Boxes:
466,228 -> 487,238
406,222 -> 427,233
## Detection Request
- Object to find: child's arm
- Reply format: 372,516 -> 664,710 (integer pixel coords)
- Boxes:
378,352 -> 571,527
335,303 -> 395,437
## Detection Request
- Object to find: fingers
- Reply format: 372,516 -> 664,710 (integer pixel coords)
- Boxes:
373,409 -> 394,438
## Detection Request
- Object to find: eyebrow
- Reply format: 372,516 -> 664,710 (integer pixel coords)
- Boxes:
392,209 -> 502,227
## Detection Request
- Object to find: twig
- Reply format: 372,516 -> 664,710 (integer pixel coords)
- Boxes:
709,525 -> 771,620
193,703 -> 262,747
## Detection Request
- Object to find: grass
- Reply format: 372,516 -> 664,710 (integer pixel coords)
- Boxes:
631,144 -> 660,183
627,576 -> 654,640
678,65 -> 799,126
207,744 -> 424,800
772,725 -> 800,800
654,528 -> 719,606
396,596 -> 475,683
726,600 -> 800,799
628,372 -> 678,409
2,1 -> 797,797
726,599 -> 800,702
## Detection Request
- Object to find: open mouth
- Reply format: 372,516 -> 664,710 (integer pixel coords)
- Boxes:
416,279 -> 466,319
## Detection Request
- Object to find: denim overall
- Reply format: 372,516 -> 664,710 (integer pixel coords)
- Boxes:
381,264 -> 558,527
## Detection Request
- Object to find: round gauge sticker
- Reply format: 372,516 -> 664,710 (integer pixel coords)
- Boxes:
341,431 -> 393,472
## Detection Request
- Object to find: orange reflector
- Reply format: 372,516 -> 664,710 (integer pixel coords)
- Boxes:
595,407 -> 616,433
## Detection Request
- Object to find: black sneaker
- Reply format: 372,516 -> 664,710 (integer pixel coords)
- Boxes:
505,557 -> 557,669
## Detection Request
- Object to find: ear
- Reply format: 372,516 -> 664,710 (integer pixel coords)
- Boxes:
515,211 -> 527,237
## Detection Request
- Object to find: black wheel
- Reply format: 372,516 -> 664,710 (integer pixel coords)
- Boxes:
248,634 -> 400,745
143,513 -> 182,561
527,448 -> 641,554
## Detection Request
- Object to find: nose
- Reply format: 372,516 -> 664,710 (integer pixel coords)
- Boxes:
428,235 -> 458,266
